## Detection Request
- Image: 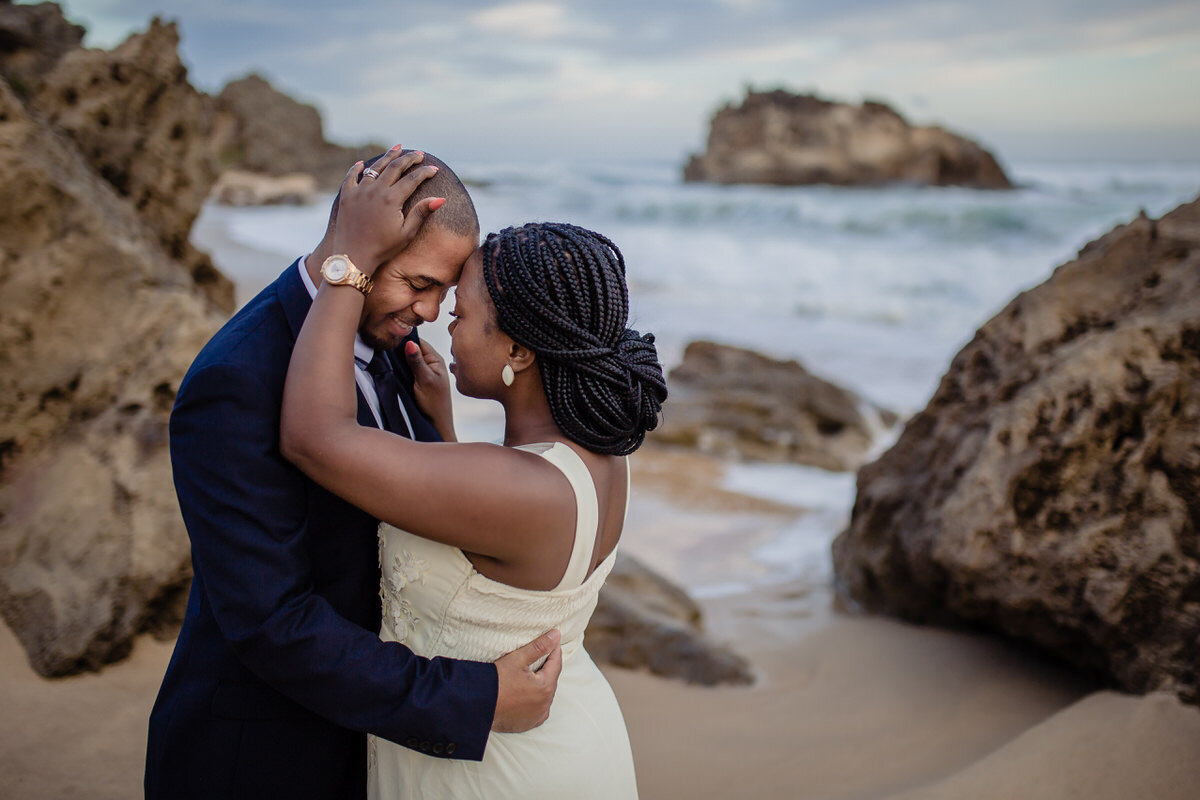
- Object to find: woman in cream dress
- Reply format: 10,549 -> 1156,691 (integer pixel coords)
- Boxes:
281,149 -> 666,798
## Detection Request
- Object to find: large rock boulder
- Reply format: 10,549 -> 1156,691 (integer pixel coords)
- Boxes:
587,553 -> 754,686
685,90 -> 1012,189
0,28 -> 227,675
0,0 -> 85,95
213,73 -> 383,191
651,340 -> 897,471
29,17 -> 232,311
832,198 -> 1200,703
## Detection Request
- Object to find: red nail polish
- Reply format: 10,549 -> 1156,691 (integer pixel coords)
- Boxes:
429,198 -> 446,210
390,144 -> 402,151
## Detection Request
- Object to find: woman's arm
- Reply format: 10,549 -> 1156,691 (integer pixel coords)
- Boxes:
280,154 -> 574,575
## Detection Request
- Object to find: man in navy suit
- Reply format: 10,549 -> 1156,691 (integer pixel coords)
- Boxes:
146,151 -> 561,799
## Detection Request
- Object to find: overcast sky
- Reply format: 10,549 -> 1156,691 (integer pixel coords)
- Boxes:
38,0 -> 1200,165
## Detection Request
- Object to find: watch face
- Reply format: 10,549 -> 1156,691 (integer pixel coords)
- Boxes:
324,257 -> 349,282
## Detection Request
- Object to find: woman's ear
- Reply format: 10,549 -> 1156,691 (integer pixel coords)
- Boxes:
509,342 -> 536,374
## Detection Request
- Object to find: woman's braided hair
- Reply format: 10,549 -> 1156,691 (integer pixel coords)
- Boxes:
481,222 -> 667,456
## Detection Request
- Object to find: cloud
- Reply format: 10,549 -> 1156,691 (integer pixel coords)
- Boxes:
43,0 -> 1200,160
467,2 -> 611,41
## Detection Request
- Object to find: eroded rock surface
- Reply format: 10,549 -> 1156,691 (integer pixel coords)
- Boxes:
30,18 -> 232,311
0,20 -> 227,675
685,90 -> 1011,189
652,340 -> 897,471
0,0 -> 85,94
588,554 -> 754,686
833,198 -> 1200,703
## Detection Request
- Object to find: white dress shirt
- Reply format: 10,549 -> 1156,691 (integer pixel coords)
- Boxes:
298,257 -> 415,438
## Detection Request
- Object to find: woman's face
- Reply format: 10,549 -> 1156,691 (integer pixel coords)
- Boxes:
447,249 -> 512,398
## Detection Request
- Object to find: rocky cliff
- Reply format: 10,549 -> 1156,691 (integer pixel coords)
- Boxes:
832,197 -> 1200,703
0,0 -> 83,93
685,90 -> 1012,189
652,341 -> 897,472
0,5 -> 229,676
213,73 -> 383,191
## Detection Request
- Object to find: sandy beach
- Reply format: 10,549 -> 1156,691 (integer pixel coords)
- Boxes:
5,582 -> 1199,799
5,460 -> 1200,799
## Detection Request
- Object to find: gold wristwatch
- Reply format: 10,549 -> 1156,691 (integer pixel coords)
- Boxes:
320,254 -> 374,295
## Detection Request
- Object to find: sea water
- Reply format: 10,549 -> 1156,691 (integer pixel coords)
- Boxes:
192,159 -> 1200,595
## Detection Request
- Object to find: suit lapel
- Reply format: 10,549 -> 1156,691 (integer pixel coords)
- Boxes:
278,258 -> 312,341
276,260 -> 380,430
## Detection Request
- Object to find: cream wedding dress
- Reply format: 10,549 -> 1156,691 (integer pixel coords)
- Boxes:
369,442 -> 638,799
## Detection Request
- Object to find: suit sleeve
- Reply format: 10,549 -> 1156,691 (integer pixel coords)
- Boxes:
170,360 -> 497,760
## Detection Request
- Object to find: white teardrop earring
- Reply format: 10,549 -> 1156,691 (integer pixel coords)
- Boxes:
501,364 -> 515,387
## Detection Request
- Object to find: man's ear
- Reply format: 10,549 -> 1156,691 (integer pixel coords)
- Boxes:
308,192 -> 341,266
509,342 -> 536,374
327,190 -> 341,229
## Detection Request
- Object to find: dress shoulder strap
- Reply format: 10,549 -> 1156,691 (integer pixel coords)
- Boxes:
537,443 -> 602,591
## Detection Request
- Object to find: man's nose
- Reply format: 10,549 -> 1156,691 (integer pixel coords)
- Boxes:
414,293 -> 440,323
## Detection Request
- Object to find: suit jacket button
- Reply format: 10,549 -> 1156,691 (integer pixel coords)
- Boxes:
406,738 -> 418,748
446,743 -> 456,755
420,741 -> 431,752
433,743 -> 445,754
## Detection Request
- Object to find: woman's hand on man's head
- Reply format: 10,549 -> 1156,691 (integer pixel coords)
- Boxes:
332,146 -> 445,276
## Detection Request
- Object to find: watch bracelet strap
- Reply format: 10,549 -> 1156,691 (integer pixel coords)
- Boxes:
350,270 -> 374,294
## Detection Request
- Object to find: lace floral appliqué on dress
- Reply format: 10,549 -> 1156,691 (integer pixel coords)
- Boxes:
377,534 -> 430,643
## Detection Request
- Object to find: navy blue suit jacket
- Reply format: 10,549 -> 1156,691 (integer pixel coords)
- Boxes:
146,261 -> 496,799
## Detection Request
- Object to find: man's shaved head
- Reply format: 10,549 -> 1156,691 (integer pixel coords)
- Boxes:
325,149 -> 479,244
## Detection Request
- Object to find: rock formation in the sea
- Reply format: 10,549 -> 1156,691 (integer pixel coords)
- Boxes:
832,197 -> 1200,704
213,73 -> 384,191
0,8 -> 229,676
651,341 -> 898,472
210,170 -> 319,206
588,554 -> 754,686
684,90 -> 1012,189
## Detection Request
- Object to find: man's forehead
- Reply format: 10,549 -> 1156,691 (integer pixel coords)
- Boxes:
393,229 -> 477,284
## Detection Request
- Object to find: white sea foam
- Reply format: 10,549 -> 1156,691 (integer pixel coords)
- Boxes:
198,158 -> 1200,594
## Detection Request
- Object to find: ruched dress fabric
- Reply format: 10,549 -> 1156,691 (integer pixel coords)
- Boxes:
368,442 -> 638,799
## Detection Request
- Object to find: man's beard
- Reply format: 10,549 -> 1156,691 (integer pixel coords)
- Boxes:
359,318 -> 417,352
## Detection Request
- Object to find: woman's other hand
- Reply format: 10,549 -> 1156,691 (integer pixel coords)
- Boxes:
332,147 -> 445,275
405,338 -> 457,442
